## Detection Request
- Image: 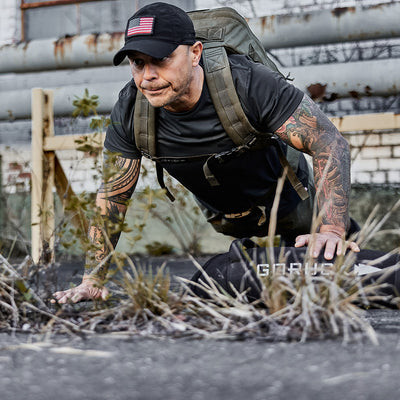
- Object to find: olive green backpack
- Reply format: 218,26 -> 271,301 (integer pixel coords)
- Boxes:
134,7 -> 309,202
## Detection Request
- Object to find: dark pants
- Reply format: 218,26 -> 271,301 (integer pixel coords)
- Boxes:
197,172 -> 359,246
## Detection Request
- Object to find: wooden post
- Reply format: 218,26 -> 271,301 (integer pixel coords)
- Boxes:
31,88 -> 55,264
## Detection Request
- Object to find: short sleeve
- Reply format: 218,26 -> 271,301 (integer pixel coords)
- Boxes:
230,55 -> 304,133
103,80 -> 142,159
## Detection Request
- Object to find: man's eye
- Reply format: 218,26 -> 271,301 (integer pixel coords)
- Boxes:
131,59 -> 144,68
153,56 -> 168,65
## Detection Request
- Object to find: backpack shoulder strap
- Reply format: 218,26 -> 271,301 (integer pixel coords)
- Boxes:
134,90 -> 156,158
134,91 -> 175,201
202,47 -> 309,200
202,44 -> 262,147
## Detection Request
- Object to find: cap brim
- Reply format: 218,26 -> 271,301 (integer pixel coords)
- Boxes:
113,39 -> 178,66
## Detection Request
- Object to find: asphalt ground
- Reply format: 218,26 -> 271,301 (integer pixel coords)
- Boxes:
1,257 -> 400,400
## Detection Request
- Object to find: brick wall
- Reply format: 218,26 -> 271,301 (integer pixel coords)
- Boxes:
1,146 -> 31,194
344,130 -> 400,185
0,145 -> 102,194
0,144 -> 156,194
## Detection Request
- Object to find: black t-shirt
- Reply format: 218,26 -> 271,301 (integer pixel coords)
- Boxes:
104,54 -> 307,217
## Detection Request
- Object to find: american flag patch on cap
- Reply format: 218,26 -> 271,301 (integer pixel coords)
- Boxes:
127,17 -> 154,36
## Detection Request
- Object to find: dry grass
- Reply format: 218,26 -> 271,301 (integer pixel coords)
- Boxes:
1,181 -> 400,342
0,240 -> 399,342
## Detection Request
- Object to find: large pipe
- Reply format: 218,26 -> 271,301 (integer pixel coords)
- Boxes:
1,58 -> 399,120
281,58 -> 400,101
249,2 -> 400,49
0,81 -> 123,120
1,2 -> 400,73
0,33 -> 125,73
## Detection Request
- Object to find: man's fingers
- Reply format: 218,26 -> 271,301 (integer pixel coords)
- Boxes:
52,290 -> 67,300
349,241 -> 360,253
51,290 -> 71,303
51,288 -> 79,304
295,233 -> 361,260
323,240 -> 337,260
335,239 -> 361,255
71,292 -> 85,303
52,281 -> 109,304
101,288 -> 110,301
294,234 -> 309,248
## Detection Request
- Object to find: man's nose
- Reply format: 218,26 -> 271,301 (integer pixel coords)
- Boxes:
143,63 -> 158,80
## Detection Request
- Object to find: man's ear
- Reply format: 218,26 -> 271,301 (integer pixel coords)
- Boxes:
191,41 -> 203,66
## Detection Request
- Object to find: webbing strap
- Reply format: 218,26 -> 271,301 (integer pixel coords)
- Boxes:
275,144 -> 309,201
203,156 -> 220,186
134,91 -> 156,157
202,45 -> 258,147
156,163 -> 175,202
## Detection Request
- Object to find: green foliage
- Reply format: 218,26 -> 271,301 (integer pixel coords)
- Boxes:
145,241 -> 174,256
72,88 -> 99,118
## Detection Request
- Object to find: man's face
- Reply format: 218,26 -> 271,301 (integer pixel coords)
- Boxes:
128,44 -> 201,112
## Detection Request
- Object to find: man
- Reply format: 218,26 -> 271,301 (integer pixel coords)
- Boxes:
53,2 -> 359,304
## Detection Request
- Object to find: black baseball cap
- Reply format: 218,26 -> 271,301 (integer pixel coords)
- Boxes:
113,2 -> 196,66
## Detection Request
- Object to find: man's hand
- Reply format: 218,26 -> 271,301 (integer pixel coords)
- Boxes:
295,225 -> 360,260
52,276 -> 109,304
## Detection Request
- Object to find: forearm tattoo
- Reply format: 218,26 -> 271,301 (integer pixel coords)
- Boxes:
275,94 -> 350,230
85,157 -> 141,277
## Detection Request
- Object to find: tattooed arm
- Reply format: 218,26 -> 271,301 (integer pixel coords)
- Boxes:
275,94 -> 359,259
85,155 -> 141,278
52,155 -> 141,304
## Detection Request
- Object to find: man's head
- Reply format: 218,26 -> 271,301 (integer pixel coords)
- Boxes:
113,2 -> 196,66
115,2 -> 203,112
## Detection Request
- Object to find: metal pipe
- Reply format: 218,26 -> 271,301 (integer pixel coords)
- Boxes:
0,33 -> 125,73
2,2 -> 400,73
248,2 -> 400,49
1,58 -> 399,120
0,81 -> 123,120
280,58 -> 400,101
